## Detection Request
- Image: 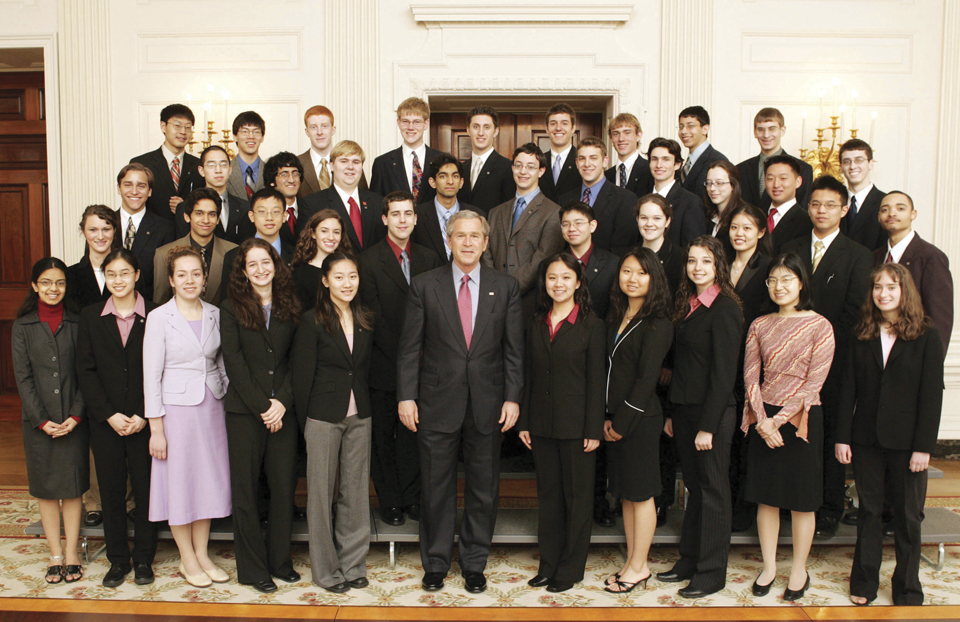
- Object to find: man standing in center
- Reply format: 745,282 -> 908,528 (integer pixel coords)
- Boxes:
397,210 -> 524,594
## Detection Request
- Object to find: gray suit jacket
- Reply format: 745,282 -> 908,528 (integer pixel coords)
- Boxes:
227,155 -> 266,199
152,234 -> 238,305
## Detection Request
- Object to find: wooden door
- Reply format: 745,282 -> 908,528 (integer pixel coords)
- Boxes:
0,71 -> 49,413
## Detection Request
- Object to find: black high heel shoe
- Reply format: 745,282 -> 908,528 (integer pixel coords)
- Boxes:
603,573 -> 650,594
752,573 -> 775,597
782,573 -> 810,601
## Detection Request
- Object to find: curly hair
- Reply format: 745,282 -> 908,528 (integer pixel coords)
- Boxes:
854,263 -> 929,342
673,235 -> 743,323
165,246 -> 206,280
608,247 -> 672,324
291,209 -> 353,268
532,254 -> 593,324
314,252 -> 373,335
227,238 -> 302,331
79,204 -> 122,253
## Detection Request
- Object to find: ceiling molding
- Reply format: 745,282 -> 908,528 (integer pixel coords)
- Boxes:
409,3 -> 633,24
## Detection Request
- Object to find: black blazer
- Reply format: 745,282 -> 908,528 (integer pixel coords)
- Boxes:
843,186 -> 886,251
219,298 -> 297,416
67,255 -> 111,311
874,233 -> 954,356
581,245 -> 619,320
837,328 -> 944,453
130,148 -> 203,223
606,314 -> 673,438
735,252 -> 775,331
298,187 -> 386,252
458,150 -> 516,214
220,240 -> 294,301
291,310 -> 372,429
769,202 -> 812,255
737,151 -> 813,211
369,146 -> 443,205
681,144 -> 728,196
358,239 -> 443,391
664,182 -> 708,247
669,294 -> 744,434
656,237 -> 685,299
116,208 -> 176,299
173,192 -> 249,240
559,181 -> 639,255
396,264 -> 524,435
605,157 -> 654,198
412,201 -> 482,263
75,298 -> 157,422
540,147 -> 581,203
519,313 -> 606,440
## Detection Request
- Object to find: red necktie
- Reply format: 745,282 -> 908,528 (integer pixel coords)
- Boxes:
582,186 -> 591,203
767,207 -> 778,232
885,250 -> 893,263
348,196 -> 363,248
287,207 -> 296,235
458,274 -> 472,349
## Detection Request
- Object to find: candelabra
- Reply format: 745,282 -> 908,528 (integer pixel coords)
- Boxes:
187,121 -> 235,158
798,116 -> 854,183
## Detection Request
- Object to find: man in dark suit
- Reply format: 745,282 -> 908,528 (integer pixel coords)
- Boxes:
648,137 -> 707,247
227,111 -> 268,200
129,103 -> 203,224
414,153 -> 482,262
299,140 -> 385,252
297,105 -> 369,198
605,112 -> 654,197
765,155 -> 813,254
263,151 -> 304,249
190,145 -> 250,243
358,191 -> 443,528
370,98 -> 442,205
781,175 -> 873,538
677,106 -> 728,196
539,103 -> 582,203
484,143 -> 565,321
558,136 -> 638,255
457,106 -> 515,213
876,191 -> 954,355
397,210 -> 524,594
115,163 -> 176,299
221,188 -> 295,289
736,108 -> 813,210
840,139 -> 887,251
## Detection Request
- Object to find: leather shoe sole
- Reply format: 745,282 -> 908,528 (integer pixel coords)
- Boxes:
422,572 -> 445,591
272,570 -> 301,583
347,576 -> 369,589
462,571 -> 487,593
527,574 -> 550,587
102,565 -> 131,588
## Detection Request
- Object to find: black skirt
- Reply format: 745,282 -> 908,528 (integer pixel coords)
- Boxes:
607,413 -> 663,503
744,402 -> 823,512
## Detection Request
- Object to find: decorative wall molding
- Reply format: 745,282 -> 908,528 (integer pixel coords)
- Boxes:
741,32 -> 913,74
409,75 -> 634,106
136,31 -> 301,73
410,3 -> 633,24
659,0 -> 713,138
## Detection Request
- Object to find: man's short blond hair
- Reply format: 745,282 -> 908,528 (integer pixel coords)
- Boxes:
330,140 -> 365,164
608,112 -> 642,137
397,97 -> 430,120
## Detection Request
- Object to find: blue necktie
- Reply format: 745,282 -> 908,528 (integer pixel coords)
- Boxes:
552,155 -> 562,184
512,197 -> 527,231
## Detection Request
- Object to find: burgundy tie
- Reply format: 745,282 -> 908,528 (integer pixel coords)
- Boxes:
458,274 -> 472,349
885,250 -> 893,263
767,207 -> 778,232
287,207 -> 296,235
348,196 -> 363,248
582,186 -> 591,203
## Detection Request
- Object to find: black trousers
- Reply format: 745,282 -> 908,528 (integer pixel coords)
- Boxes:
851,443 -> 927,605
818,378 -> 847,521
656,387 -> 677,510
593,441 -> 608,511
418,404 -> 500,574
532,436 -> 595,583
729,395 -> 756,527
225,411 -> 298,584
369,388 -> 420,509
671,403 -> 735,591
88,419 -> 156,567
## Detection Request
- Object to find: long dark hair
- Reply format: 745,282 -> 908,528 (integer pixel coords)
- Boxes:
855,263 -> 929,341
674,235 -> 742,323
228,238 -> 302,330
17,257 -> 78,318
533,254 -> 593,323
726,202 -> 774,257
314,251 -> 373,335
608,247 -> 672,323
702,161 -> 743,235
291,209 -> 353,268
767,253 -> 815,311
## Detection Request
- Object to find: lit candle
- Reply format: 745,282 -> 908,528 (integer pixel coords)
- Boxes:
203,101 -> 210,130
818,88 -> 825,127
832,78 -> 839,116
840,104 -> 846,138
801,110 -> 807,147
851,90 -> 858,130
222,91 -> 230,130
206,84 -> 214,129
869,111 -> 877,144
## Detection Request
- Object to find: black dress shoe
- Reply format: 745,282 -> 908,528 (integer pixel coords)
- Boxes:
272,569 -> 300,583
546,580 -> 575,593
815,516 -> 839,538
656,506 -> 667,527
462,570 -> 486,593
403,504 -> 421,521
527,574 -> 550,587
347,576 -> 368,589
593,507 -> 615,528
883,520 -> 895,538
322,581 -> 351,594
611,502 -> 623,517
422,571 -> 445,591
657,568 -> 693,583
127,508 -> 136,523
381,507 -> 405,526
133,562 -> 154,585
782,573 -> 810,601
841,510 -> 858,526
102,563 -> 131,588
752,573 -> 774,596
678,584 -> 721,598
246,579 -> 278,593
84,511 -> 103,527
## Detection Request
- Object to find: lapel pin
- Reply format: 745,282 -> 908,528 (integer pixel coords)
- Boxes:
489,292 -> 495,295
826,274 -> 835,283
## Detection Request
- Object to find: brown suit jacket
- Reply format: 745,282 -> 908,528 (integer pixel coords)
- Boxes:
297,150 -> 368,198
152,234 -> 237,305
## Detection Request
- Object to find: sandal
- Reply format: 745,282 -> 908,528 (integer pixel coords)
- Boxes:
45,555 -> 64,584
604,573 -> 650,594
604,572 -> 621,586
850,594 -> 873,606
63,564 -> 83,583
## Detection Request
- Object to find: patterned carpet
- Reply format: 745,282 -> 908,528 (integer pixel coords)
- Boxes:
1,488 -> 958,608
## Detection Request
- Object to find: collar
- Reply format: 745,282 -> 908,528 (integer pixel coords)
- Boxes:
102,292 -> 146,319
310,148 -> 331,172
286,198 -> 298,218
687,140 -> 709,166
434,197 -> 459,216
472,147 -> 495,167
255,232 -> 283,256
888,229 -> 916,263
617,151 -> 640,173
852,183 -> 874,207
583,175 -> 606,193
402,143 -> 426,161
689,283 -> 721,310
516,187 -> 541,205
655,178 -> 676,197
758,147 -> 783,166
573,243 -> 593,267
545,303 -> 580,337
120,206 -> 146,230
551,144 -> 573,164
240,156 -> 261,177
386,236 -> 409,263
812,228 -> 842,255
452,261 -> 480,284
160,143 -> 184,168
771,197 -> 797,214
334,183 -> 361,208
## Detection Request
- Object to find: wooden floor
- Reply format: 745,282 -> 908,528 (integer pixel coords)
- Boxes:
1,419 -> 958,621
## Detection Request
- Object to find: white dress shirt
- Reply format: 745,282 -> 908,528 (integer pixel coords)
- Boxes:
811,227 -> 841,256
655,178 -> 676,198
551,144 -> 573,170
119,206 -> 147,237
402,143 -> 427,190
616,151 -> 641,184
334,183 -> 361,212
770,198 -> 797,227
887,229 -> 916,263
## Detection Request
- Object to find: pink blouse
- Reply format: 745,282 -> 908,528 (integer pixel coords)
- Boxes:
741,314 -> 835,441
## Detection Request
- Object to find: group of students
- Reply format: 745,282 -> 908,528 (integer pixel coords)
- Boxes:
11,97 -> 950,606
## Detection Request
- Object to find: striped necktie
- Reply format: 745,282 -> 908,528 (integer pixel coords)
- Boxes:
171,157 -> 180,191
245,167 -> 255,198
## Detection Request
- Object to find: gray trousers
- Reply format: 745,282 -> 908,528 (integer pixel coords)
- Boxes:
305,416 -> 371,587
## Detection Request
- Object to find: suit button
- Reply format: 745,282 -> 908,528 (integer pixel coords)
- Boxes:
53,372 -> 58,378
54,389 -> 60,394
51,356 -> 57,362
268,349 -> 273,353
268,370 -> 274,375
348,372 -> 353,376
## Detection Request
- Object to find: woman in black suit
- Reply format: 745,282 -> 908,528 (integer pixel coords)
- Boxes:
75,249 -> 158,588
636,194 -> 684,297
291,251 -> 373,594
518,254 -> 605,594
659,235 -> 743,598
290,209 -> 353,309
601,248 -> 674,593
220,238 -> 302,594
836,263 -> 944,606
68,204 -> 121,310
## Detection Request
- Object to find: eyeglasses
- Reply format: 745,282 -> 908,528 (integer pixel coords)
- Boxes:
236,128 -> 263,138
765,276 -> 797,288
203,162 -> 229,170
38,279 -> 66,288
512,163 -> 540,172
704,180 -> 730,188
809,201 -> 842,210
841,157 -> 869,166
560,219 -> 591,229
105,270 -> 135,279
166,122 -> 193,133
277,171 -> 301,180
254,209 -> 284,217
399,119 -> 425,128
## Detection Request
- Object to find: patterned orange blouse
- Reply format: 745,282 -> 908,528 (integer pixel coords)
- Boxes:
740,313 -> 835,441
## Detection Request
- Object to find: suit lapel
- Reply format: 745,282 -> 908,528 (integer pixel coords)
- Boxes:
743,155 -> 761,203
538,319 -> 552,353
592,182 -> 613,220
207,238 -> 227,298
474,153 -> 499,191
299,152 -> 321,195
510,193 -> 541,238
434,267 -> 469,355
812,236 -> 844,282
332,323 -> 353,362
870,338 -> 884,370
101,310 -> 124,351
470,267 -> 497,349
150,148 -> 177,196
380,243 -> 409,293
736,258 -> 761,294
200,302 -> 217,349
886,335 -> 906,367
388,149 -> 412,192
684,145 -> 710,188
425,207 -> 445,258
169,304 -> 202,351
